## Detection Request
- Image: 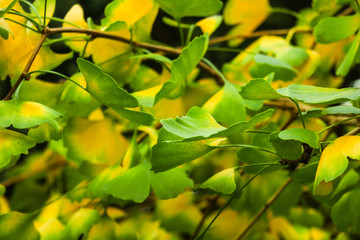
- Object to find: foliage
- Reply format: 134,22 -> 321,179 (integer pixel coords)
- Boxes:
1,0 -> 360,239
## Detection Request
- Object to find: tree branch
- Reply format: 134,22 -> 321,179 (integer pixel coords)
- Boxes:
235,178 -> 293,240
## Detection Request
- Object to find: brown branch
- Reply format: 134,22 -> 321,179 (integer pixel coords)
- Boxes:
209,29 -> 309,45
235,178 -> 293,240
3,30 -> 48,100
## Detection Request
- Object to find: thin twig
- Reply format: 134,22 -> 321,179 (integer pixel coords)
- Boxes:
3,30 -> 48,100
208,29 -> 309,45
235,178 -> 293,240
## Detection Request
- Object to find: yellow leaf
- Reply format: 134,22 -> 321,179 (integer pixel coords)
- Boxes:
314,136 -> 360,195
0,3 -> 72,80
196,15 -> 222,36
103,0 -> 154,27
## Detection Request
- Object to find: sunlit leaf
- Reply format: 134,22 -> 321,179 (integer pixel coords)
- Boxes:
0,3 -> 72,81
155,0 -> 223,21
105,162 -> 151,203
66,208 -> 100,240
0,211 -> 40,240
0,98 -> 61,129
102,0 -> 154,26
278,128 -> 319,148
60,72 -> 91,104
28,122 -> 62,143
0,0 -> 18,18
312,0 -> 337,12
314,136 -> 360,195
37,218 -> 67,240
0,129 -> 36,169
314,15 -> 360,44
155,35 -> 209,104
196,15 -> 222,36
223,0 -> 270,25
63,118 -> 128,164
331,188 -> 360,234
198,168 -> 238,195
150,168 -> 194,199
32,0 -> 56,26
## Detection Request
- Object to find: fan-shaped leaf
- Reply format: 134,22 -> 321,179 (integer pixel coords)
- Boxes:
199,168 -> 238,195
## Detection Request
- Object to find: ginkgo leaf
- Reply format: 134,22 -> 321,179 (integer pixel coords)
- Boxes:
102,0 -> 154,27
198,168 -> 238,195
65,208 -> 100,240
0,99 -> 61,129
37,218 -> 67,240
278,128 -> 319,148
336,31 -> 360,76
63,118 -> 128,164
0,3 -> 72,81
155,0 -> 223,21
87,216 -> 116,240
0,0 -> 18,17
0,211 -> 40,240
104,161 -> 151,203
161,107 -> 273,141
314,15 -> 360,44
322,105 -> 360,115
150,168 -> 194,199
196,15 -> 223,36
0,129 -> 36,169
314,136 -> 360,195
155,35 -> 209,104
60,72 -> 91,104
27,123 -> 62,143
240,78 -> 283,100
202,80 -> 246,125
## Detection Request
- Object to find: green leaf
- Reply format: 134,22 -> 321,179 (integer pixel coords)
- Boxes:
270,132 -> 303,160
198,168 -> 238,195
104,162 -> 151,203
161,107 -> 274,141
37,219 -> 67,240
314,15 -> 360,44
239,78 -> 283,100
77,58 -> 154,125
336,31 -> 360,76
150,168 -> 194,199
0,212 -> 40,240
88,165 -> 124,199
151,137 -> 214,172
322,105 -> 360,115
27,122 -> 62,143
161,106 -> 225,139
87,216 -> 116,240
66,208 -> 100,240
155,35 -> 209,104
312,0 -> 337,12
0,99 -> 61,129
77,58 -> 138,108
332,169 -> 359,197
0,129 -> 36,170
0,18 -> 12,39
276,46 -> 309,67
331,188 -> 360,234
277,84 -> 360,104
278,128 -> 319,148
0,0 -> 18,18
250,54 -> 297,81
155,0 -> 223,21
202,80 -> 247,125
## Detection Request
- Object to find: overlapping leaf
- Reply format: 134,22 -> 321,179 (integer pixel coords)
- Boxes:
65,208 -> 100,240
0,211 -> 40,240
77,58 -> 154,125
314,136 -> 360,195
0,129 -> 36,169
0,98 -> 61,129
198,168 -> 238,195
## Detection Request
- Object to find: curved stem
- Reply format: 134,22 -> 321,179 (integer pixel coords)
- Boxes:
4,17 -> 40,33
27,70 -> 86,90
271,8 -> 309,25
235,178 -> 293,240
290,98 -> 306,129
317,115 -> 360,135
213,144 -> 280,157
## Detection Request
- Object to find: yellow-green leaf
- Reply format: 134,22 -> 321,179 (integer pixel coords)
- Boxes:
0,129 -> 36,169
314,136 -> 360,195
